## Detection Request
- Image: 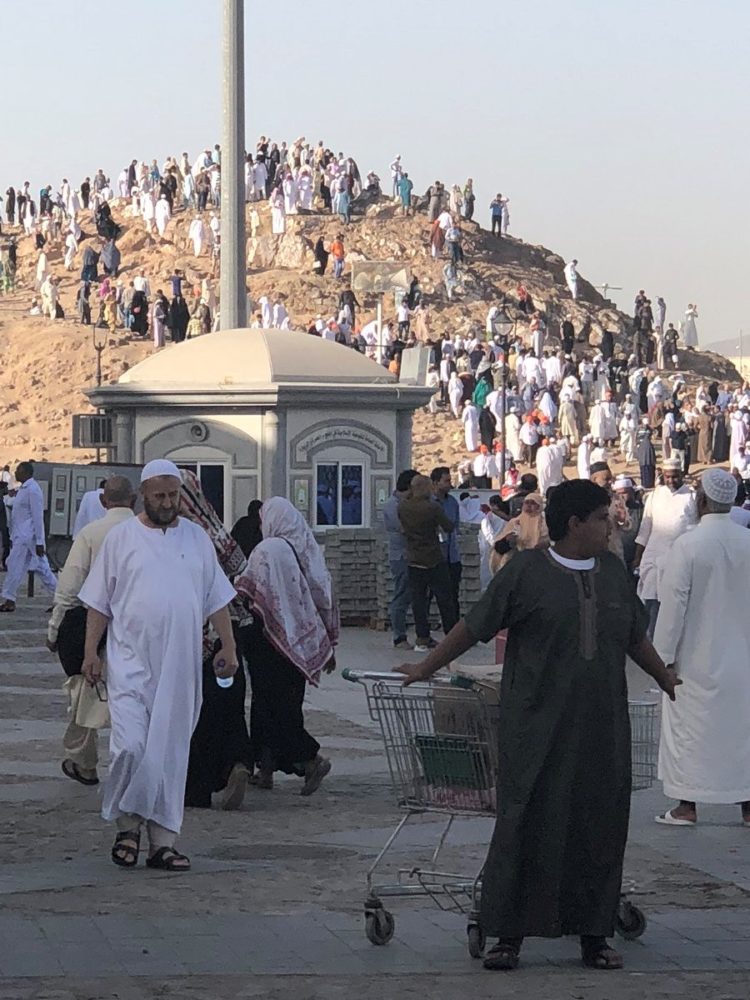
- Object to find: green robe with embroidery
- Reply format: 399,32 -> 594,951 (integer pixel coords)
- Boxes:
464,548 -> 648,939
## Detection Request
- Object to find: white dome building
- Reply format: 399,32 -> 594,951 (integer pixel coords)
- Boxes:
86,329 -> 432,529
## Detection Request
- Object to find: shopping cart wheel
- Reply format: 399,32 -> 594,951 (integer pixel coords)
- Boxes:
615,901 -> 647,940
365,908 -> 395,946
467,923 -> 486,958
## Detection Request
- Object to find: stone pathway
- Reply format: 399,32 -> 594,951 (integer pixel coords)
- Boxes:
0,594 -> 749,993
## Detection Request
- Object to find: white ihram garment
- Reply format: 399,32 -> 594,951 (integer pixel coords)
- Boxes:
654,514 -> 750,803
78,516 -> 235,833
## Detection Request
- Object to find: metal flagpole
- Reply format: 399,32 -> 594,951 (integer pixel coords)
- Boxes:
220,0 -> 247,329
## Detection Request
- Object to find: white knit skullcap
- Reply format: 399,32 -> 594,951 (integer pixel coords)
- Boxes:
141,459 -> 181,483
701,468 -> 737,505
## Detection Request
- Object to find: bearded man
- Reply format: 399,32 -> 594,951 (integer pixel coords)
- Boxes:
80,460 -> 238,872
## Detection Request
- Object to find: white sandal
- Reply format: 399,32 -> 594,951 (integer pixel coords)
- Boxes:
655,808 -> 696,826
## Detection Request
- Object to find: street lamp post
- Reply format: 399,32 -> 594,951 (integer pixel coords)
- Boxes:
219,0 -> 247,330
92,326 -> 107,463
495,310 -> 515,484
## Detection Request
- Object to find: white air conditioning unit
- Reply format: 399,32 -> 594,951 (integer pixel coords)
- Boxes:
72,414 -> 114,448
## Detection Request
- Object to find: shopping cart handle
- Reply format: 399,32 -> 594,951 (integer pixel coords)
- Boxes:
341,669 -> 404,683
341,668 -> 457,685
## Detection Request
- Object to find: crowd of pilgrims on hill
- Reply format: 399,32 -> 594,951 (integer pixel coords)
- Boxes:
422,303 -> 750,494
2,138 -> 731,466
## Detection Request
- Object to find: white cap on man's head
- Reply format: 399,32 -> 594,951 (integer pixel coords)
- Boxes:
701,468 -> 737,505
141,459 -> 181,483
613,475 -> 634,491
661,457 -> 682,471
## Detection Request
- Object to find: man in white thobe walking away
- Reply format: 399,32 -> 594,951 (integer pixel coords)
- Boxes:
0,462 -> 57,612
653,469 -> 750,827
154,195 -> 171,237
632,457 -> 697,637
79,460 -> 238,872
48,476 -> 136,786
72,483 -> 107,539
536,438 -> 568,495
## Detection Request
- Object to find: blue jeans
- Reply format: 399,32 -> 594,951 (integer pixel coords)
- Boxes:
389,559 -> 411,641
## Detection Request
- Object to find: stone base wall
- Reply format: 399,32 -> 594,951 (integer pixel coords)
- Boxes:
322,527 -> 482,628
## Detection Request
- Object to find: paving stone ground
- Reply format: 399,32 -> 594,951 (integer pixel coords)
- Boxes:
0,593 -> 748,997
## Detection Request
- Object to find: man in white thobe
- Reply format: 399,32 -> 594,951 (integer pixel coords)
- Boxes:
253,160 -> 268,200
49,476 -> 136,785
188,217 -> 206,257
258,295 -> 272,328
486,387 -> 505,426
36,250 -> 49,289
591,390 -> 618,443
633,457 -> 697,637
389,156 -> 402,198
535,438 -> 568,495
505,409 -> 524,462
154,196 -> 171,237
79,460 -> 238,871
462,401 -> 480,451
141,189 -> 156,232
654,469 -> 750,826
0,462 -> 57,611
272,301 -> 289,329
64,232 -> 78,270
618,410 -> 637,464
543,351 -> 563,387
72,485 -> 107,538
564,259 -> 579,299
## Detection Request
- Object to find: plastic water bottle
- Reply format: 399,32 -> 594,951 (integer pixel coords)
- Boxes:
215,658 -> 234,689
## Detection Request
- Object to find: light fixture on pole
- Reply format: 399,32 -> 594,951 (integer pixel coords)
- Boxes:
92,326 -> 106,388
92,325 -> 107,463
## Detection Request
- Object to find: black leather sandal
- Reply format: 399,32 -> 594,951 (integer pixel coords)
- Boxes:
581,937 -> 624,969
111,830 -> 141,868
145,846 -> 191,872
483,940 -> 521,971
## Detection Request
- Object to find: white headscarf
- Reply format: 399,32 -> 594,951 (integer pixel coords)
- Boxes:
459,496 -> 484,524
235,498 -> 338,684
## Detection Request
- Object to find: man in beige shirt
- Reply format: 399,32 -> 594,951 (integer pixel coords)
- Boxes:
47,476 -> 136,785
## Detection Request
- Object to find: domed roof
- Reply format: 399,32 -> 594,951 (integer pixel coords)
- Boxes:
118,328 -> 396,387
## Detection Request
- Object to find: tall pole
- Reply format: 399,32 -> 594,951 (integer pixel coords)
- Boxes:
220,0 -> 247,330
500,354 -> 507,484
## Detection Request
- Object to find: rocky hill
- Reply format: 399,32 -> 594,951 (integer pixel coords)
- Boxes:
0,195 -> 739,467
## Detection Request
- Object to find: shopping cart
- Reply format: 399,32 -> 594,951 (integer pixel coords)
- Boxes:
617,698 -> 661,940
343,669 -> 660,955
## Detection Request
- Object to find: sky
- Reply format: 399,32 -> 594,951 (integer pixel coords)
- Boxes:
4,0 -> 747,348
